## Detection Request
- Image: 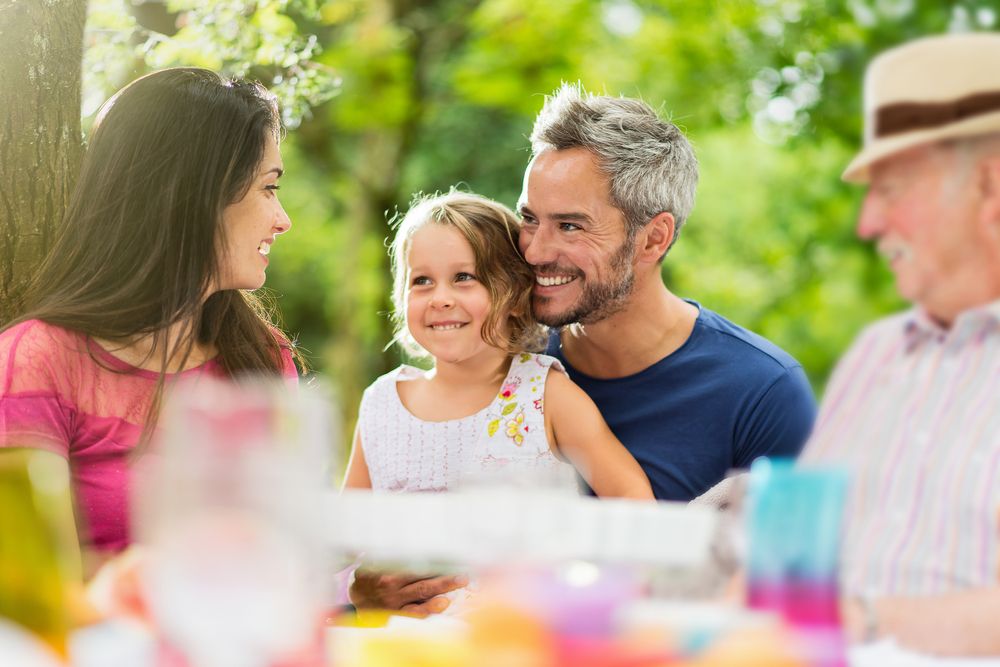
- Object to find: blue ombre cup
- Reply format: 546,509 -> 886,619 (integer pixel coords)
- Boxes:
746,458 -> 849,666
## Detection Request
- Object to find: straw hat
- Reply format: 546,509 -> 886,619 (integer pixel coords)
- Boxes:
842,32 -> 1000,183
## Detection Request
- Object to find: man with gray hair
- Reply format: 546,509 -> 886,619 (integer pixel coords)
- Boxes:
518,84 -> 816,501
801,33 -> 1000,656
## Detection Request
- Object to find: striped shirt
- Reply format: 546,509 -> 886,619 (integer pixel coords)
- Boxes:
801,301 -> 1000,596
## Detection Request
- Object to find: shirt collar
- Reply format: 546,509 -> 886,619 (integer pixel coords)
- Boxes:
904,298 -> 1000,346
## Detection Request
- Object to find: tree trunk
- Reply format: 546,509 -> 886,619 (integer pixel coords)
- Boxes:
0,0 -> 88,323
326,0 -> 479,450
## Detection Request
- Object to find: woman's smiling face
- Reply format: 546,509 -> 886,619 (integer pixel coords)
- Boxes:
214,134 -> 291,293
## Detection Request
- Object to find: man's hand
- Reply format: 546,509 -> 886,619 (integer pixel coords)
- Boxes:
348,569 -> 469,617
839,588 -> 1000,656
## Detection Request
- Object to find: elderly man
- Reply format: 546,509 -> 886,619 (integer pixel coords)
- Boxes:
348,87 -> 816,613
800,33 -> 1000,655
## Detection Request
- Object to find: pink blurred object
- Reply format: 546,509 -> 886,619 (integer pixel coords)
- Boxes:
134,377 -> 334,667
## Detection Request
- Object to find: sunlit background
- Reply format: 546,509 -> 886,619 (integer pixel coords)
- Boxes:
79,0 -> 998,443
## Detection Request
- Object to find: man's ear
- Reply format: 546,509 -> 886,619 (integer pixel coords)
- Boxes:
978,156 -> 1000,205
637,211 -> 675,263
977,156 -> 1000,244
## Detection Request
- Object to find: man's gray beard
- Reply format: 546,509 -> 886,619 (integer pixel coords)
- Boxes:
533,240 -> 636,328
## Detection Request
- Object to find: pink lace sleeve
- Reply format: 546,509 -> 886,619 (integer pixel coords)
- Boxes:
0,321 -> 77,456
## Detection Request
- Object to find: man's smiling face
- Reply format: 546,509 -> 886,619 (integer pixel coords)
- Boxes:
857,142 -> 993,323
517,147 -> 637,328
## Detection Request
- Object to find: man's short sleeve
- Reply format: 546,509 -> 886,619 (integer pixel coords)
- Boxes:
734,364 -> 816,467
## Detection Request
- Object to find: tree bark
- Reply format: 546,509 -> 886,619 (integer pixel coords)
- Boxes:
0,0 -> 88,323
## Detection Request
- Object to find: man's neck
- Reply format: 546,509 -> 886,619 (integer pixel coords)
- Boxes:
558,277 -> 698,379
939,287 -> 1000,329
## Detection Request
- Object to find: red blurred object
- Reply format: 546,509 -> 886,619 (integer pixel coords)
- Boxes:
554,634 -> 677,667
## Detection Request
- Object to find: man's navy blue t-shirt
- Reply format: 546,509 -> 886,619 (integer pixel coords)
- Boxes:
546,302 -> 816,501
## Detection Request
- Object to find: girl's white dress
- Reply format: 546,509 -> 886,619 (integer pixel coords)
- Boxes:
357,352 -> 579,494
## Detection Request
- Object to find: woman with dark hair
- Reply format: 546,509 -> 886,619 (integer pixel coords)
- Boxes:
0,67 -> 300,567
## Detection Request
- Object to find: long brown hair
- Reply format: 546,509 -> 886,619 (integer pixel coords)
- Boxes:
9,68 -> 301,434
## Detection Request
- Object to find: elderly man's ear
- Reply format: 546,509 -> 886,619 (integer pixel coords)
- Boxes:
638,211 -> 676,263
977,156 -> 1000,247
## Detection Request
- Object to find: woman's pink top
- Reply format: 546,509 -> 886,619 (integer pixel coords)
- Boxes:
0,319 -> 298,553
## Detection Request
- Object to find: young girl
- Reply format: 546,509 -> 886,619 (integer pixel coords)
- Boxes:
0,68 -> 299,570
344,191 -> 652,499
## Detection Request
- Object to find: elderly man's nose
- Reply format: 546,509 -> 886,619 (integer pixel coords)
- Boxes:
857,191 -> 885,240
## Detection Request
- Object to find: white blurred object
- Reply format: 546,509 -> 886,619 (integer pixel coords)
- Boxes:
0,618 -> 63,667
690,472 -> 749,511
135,378 -> 334,667
849,639 -> 1000,666
69,619 -> 156,667
330,489 -> 717,570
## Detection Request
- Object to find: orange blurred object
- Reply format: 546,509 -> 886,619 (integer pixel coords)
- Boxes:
467,601 -> 554,667
85,546 -> 152,624
687,626 -> 806,667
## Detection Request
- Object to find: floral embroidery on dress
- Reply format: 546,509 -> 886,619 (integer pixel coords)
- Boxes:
505,411 -> 528,446
484,354 -> 553,443
499,377 -> 521,401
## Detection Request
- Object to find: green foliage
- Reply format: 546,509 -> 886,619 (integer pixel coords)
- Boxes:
674,124 -> 902,389
81,0 -> 992,438
84,0 -> 339,127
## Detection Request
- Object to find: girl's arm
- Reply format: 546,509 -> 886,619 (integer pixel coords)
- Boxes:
342,425 -> 372,489
544,371 -> 654,500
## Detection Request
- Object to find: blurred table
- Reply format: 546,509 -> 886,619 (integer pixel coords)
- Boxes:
63,614 -> 1000,666
850,640 -> 1000,667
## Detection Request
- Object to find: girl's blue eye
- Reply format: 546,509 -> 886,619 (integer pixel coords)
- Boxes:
455,272 -> 476,282
412,276 -> 430,286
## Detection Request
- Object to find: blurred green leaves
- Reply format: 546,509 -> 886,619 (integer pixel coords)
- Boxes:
80,0 -> 980,434
84,0 -> 339,127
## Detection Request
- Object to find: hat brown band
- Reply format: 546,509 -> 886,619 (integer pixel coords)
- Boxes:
876,91 -> 1000,137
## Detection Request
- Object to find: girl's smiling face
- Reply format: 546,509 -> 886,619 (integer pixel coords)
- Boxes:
405,223 -> 507,366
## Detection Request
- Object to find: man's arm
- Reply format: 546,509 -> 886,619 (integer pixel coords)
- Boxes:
348,569 -> 468,617
842,588 -> 1000,656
